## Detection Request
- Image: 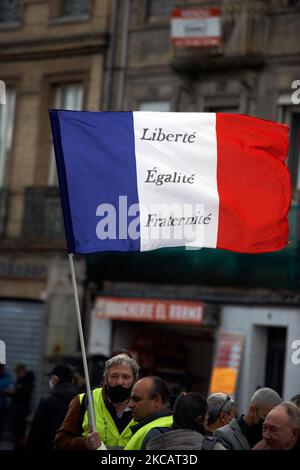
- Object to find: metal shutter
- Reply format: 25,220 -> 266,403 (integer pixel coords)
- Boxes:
0,300 -> 44,410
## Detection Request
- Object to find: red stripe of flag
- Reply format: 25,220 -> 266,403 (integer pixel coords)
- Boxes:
216,114 -> 291,253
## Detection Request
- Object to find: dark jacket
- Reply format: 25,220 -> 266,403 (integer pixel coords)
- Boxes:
27,382 -> 78,450
0,371 -> 13,410
11,371 -> 34,413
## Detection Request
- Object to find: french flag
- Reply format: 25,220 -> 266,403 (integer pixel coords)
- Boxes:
49,111 -> 291,254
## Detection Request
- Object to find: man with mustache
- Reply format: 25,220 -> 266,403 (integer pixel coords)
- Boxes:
53,352 -> 139,450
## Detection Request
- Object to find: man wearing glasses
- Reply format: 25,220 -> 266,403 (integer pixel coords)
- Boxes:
206,393 -> 237,434
215,387 -> 281,450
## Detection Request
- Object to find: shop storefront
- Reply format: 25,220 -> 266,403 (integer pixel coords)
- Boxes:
88,295 -> 219,395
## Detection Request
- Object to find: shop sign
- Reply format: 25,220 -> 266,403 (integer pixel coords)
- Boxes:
209,332 -> 244,396
88,317 -> 112,356
171,7 -> 221,47
92,296 -> 204,325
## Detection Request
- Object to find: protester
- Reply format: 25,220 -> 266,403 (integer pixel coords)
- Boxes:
0,365 -> 13,442
253,401 -> 300,450
146,391 -> 225,450
124,376 -> 173,450
215,387 -> 281,450
9,363 -> 34,450
206,393 -> 236,433
26,364 -> 77,450
53,353 -> 139,450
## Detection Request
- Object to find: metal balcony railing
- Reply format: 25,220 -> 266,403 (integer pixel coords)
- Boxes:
22,187 -> 65,239
0,0 -> 20,23
61,0 -> 89,17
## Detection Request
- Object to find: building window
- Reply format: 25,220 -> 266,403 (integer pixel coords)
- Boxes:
0,0 -> 20,23
0,88 -> 16,236
61,0 -> 89,17
204,105 -> 238,113
0,88 -> 16,187
49,83 -> 83,186
138,101 -> 171,112
148,0 -> 177,17
54,83 -> 83,111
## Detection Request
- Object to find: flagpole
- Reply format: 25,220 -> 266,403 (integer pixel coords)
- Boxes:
68,253 -> 96,431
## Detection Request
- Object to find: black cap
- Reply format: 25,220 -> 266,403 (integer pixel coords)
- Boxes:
47,364 -> 74,383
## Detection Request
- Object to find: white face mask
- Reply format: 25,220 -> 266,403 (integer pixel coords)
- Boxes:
49,379 -> 55,389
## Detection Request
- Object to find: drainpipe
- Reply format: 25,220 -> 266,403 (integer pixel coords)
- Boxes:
116,0 -> 131,111
102,0 -> 118,110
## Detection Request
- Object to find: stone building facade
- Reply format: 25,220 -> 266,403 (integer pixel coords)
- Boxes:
97,0 -> 300,410
0,0 -> 109,397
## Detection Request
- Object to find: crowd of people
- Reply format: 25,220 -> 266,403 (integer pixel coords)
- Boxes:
1,351 -> 300,451
0,363 -> 34,450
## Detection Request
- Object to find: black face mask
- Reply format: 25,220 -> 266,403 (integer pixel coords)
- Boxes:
106,384 -> 132,403
251,419 -> 264,441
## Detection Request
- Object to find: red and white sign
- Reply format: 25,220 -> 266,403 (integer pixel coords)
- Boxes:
171,8 -> 221,47
93,296 -> 204,325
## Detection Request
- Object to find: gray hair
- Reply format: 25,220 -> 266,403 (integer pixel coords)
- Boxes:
207,393 -> 235,425
103,353 -> 139,381
279,401 -> 300,429
250,387 -> 281,408
290,394 -> 300,409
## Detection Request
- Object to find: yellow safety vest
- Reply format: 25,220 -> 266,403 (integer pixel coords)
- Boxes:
79,388 -> 135,448
124,415 -> 173,450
